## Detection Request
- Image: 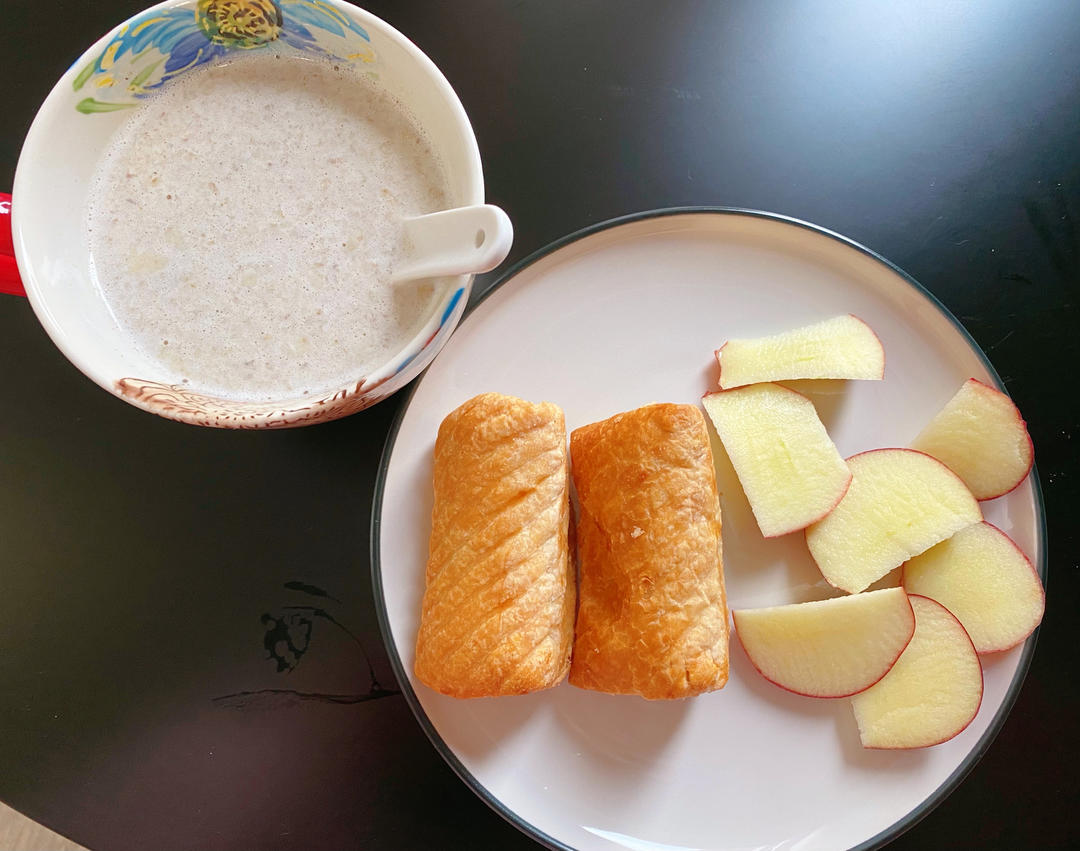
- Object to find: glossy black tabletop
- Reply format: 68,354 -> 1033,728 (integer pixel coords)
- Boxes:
2,1 -> 1077,849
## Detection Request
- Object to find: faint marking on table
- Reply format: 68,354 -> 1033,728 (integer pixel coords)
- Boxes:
212,581 -> 401,710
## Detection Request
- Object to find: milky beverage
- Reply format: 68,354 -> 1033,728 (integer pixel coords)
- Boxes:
87,53 -> 450,401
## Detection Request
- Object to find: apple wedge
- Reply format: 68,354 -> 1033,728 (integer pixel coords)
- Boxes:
911,378 -> 1034,500
852,595 -> 983,748
702,384 -> 851,537
903,522 -> 1044,653
716,314 -> 885,389
806,449 -> 982,594
733,588 -> 915,698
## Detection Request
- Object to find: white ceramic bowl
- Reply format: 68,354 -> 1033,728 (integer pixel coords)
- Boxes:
12,0 -> 487,428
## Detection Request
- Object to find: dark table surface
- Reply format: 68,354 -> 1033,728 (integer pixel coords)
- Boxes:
2,1 -> 1078,849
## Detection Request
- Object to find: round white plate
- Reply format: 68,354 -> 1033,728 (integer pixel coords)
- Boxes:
372,210 -> 1045,851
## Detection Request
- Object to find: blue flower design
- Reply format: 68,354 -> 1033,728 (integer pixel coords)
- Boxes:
73,1 -> 372,114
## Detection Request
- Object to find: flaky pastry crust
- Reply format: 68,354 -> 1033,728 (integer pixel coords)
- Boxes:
569,403 -> 728,699
415,393 -> 575,698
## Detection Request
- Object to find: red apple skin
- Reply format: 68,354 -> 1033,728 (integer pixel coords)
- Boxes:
860,595 -> 984,750
702,385 -> 853,538
731,596 -> 916,699
842,446 -> 976,473
714,346 -> 726,385
758,465 -> 851,540
761,483 -> 850,539
805,447 -> 981,592
901,521 -> 1045,654
965,378 -> 1035,501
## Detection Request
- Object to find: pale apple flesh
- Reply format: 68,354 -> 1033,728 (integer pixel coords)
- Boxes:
733,587 -> 915,698
716,314 -> 885,389
911,378 -> 1034,500
851,595 -> 983,749
903,522 -> 1044,653
805,448 -> 982,594
702,384 -> 851,537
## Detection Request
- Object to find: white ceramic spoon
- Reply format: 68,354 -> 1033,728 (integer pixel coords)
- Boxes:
393,204 -> 513,282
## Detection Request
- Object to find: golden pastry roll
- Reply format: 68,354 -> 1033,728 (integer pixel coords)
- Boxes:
569,403 -> 728,699
415,392 -> 575,698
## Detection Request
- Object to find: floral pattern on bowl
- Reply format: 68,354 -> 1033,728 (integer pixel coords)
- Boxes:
115,283 -> 467,429
73,0 -> 376,114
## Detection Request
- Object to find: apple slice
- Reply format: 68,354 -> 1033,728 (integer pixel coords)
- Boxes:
903,522 -> 1044,653
733,587 -> 915,697
806,449 -> 982,594
716,314 -> 884,389
702,384 -> 851,537
911,378 -> 1034,500
851,595 -> 983,748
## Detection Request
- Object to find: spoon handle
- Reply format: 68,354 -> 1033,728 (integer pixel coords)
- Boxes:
395,204 -> 513,282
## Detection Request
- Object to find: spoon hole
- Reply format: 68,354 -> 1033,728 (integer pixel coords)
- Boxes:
475,229 -> 486,248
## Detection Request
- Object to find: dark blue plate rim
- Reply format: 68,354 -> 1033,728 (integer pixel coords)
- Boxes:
370,206 -> 1047,851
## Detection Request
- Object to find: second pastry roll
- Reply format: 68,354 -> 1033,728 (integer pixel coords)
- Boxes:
569,403 -> 729,699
